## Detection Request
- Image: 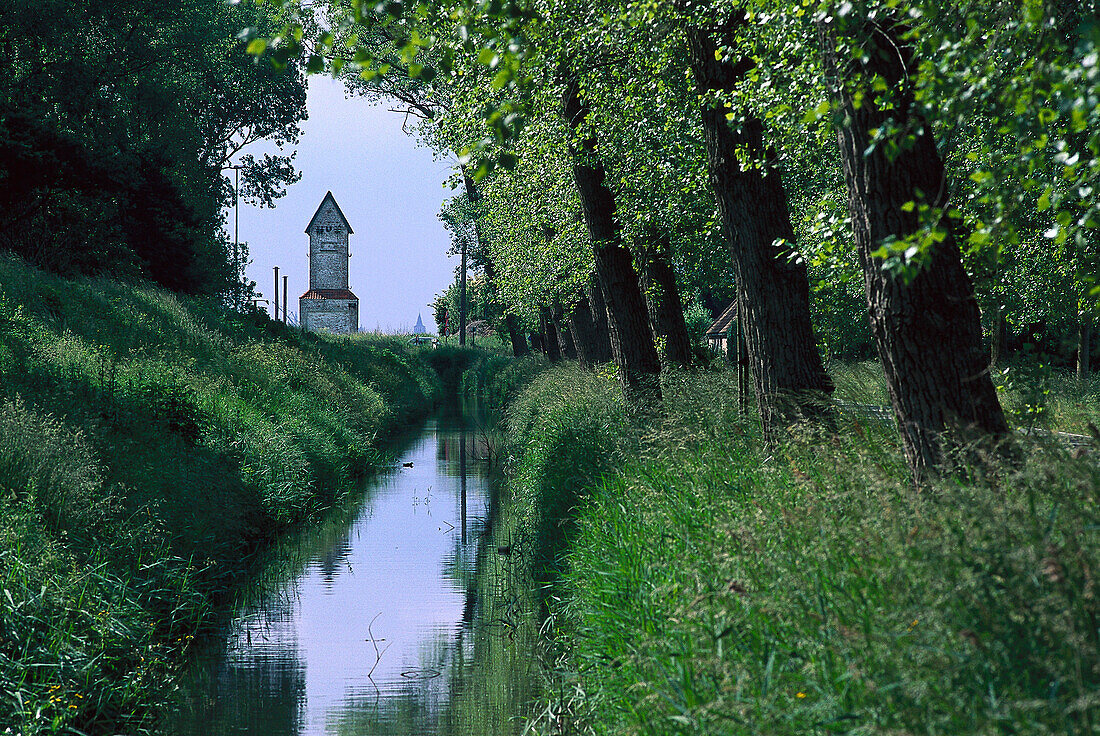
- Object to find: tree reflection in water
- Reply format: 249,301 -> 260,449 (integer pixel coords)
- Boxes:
170,413 -> 531,736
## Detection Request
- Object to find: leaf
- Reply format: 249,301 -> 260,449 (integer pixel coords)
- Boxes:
1037,187 -> 1051,211
802,99 -> 830,124
246,39 -> 268,56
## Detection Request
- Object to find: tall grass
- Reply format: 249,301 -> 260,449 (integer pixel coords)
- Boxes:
0,255 -> 443,734
480,361 -> 1100,735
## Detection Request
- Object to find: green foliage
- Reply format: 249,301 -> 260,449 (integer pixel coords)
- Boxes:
0,255 -> 441,733
0,0 -> 307,295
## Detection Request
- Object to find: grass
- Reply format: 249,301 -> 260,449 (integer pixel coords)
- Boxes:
471,359 -> 1100,736
0,255 -> 446,734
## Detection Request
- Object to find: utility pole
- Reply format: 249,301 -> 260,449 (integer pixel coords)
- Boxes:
273,266 -> 280,321
459,235 -> 467,346
282,275 -> 288,324
235,167 -> 240,310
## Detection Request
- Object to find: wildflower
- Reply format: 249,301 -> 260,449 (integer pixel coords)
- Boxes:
796,692 -> 807,699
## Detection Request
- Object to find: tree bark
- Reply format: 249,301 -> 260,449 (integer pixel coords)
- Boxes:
687,24 -> 833,438
820,13 -> 1009,478
561,72 -> 661,401
587,273 -> 613,364
567,296 -> 600,366
554,303 -> 578,360
540,305 -> 562,363
640,236 -> 693,368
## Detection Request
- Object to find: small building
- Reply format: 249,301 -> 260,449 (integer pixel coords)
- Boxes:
299,192 -> 359,334
705,300 -> 738,353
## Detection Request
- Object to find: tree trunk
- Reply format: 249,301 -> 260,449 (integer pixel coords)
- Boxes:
687,24 -> 833,438
561,72 -> 661,401
503,314 -> 529,357
1079,312 -> 1092,381
587,273 -> 613,363
530,331 -> 545,355
820,13 -> 1008,479
554,303 -> 578,360
567,296 -> 600,366
540,305 -> 562,363
640,236 -> 693,368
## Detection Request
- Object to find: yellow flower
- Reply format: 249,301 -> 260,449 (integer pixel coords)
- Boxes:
796,692 -> 807,699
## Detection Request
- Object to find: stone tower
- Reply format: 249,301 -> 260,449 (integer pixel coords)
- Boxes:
299,192 -> 359,333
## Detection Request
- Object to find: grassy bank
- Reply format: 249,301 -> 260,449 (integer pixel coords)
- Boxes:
482,362 -> 1099,735
0,256 -> 442,735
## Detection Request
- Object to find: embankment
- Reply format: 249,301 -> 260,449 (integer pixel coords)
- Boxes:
477,362 -> 1100,735
0,255 -> 443,734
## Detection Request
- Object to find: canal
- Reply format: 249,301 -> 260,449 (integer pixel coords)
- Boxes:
170,411 -> 532,735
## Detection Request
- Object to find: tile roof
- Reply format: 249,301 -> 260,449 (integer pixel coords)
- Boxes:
300,289 -> 359,300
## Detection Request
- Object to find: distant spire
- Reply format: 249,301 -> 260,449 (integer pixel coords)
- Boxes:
414,313 -> 426,334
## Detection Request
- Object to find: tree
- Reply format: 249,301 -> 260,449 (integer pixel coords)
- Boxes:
561,72 -> 663,398
818,4 -> 1009,477
0,0 -> 307,296
687,16 -> 834,437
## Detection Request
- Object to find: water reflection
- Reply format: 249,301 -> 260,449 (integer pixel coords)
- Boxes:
171,415 -> 504,736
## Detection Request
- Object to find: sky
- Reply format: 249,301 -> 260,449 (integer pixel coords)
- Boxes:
233,76 -> 457,334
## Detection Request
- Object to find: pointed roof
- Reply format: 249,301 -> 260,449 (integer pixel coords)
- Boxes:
305,191 -> 353,234
705,300 -> 739,338
414,314 -> 427,334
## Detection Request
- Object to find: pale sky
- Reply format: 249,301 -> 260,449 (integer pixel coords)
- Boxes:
233,76 -> 457,333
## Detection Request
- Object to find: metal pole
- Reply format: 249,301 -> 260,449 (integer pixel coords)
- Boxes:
282,275 -> 288,324
273,266 -> 280,321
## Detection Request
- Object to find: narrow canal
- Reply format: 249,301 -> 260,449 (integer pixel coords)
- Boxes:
171,412 -> 527,735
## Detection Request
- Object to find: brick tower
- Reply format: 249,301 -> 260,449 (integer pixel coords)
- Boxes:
299,192 -> 359,333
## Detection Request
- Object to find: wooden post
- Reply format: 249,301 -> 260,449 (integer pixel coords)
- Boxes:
737,316 -> 749,416
273,266 -> 280,321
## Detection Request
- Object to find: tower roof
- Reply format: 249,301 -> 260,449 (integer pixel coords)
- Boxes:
305,191 -> 353,234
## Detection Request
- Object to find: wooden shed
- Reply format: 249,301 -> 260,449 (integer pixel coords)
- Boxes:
705,300 -> 738,353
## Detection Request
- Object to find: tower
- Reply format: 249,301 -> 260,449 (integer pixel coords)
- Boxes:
299,192 -> 359,333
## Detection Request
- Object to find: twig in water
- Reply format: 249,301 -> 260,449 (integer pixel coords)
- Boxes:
366,612 -> 391,679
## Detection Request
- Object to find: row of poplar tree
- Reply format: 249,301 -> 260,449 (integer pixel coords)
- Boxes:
252,0 -> 1097,479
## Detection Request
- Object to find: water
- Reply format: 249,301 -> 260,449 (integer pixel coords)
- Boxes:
171,415 -> 511,736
